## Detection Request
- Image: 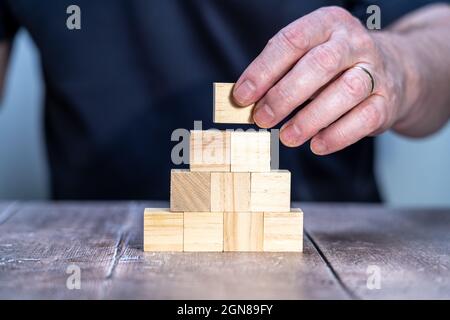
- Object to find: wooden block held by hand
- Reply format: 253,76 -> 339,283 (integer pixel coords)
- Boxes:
230,131 -> 271,172
184,212 -> 223,252
251,170 -> 291,212
211,172 -> 251,212
190,130 -> 230,172
213,83 -> 255,124
170,169 -> 211,212
144,208 -> 183,251
264,209 -> 303,252
224,212 -> 263,251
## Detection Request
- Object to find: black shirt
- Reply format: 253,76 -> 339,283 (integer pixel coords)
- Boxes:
0,0 -> 441,201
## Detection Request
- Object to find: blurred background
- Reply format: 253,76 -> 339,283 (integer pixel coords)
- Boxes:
0,31 -> 449,206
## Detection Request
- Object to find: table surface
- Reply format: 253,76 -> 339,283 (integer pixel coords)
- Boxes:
0,201 -> 449,299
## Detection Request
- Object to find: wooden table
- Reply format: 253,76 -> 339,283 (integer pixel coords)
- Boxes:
0,201 -> 449,299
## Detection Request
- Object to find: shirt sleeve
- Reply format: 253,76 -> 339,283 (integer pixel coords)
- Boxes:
349,0 -> 450,28
0,0 -> 19,42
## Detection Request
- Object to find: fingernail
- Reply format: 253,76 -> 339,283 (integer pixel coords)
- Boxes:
233,80 -> 256,105
311,139 -> 327,155
253,103 -> 275,127
280,123 -> 302,146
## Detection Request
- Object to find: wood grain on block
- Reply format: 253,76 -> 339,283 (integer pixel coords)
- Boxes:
144,208 -> 183,252
184,212 -> 224,252
251,170 -> 291,212
211,172 -> 251,212
230,131 -> 271,172
224,212 -> 263,252
213,83 -> 255,124
170,169 -> 210,212
190,130 -> 230,172
264,209 -> 303,252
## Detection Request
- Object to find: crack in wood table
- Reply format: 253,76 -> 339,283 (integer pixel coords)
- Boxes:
0,201 -> 449,299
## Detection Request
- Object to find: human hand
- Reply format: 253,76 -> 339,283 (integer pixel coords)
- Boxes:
233,6 -> 413,155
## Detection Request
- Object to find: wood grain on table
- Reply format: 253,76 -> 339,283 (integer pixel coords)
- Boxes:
0,201 -> 449,299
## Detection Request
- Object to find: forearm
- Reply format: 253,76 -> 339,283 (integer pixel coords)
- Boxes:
383,3 -> 450,137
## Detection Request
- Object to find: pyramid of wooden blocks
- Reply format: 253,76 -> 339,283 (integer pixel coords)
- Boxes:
144,83 -> 303,252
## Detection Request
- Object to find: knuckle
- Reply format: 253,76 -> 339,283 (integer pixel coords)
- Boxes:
271,84 -> 296,107
342,72 -> 369,100
311,44 -> 341,73
278,26 -> 310,52
333,126 -> 348,143
305,108 -> 323,132
252,57 -> 274,83
353,31 -> 375,52
334,39 -> 350,56
359,103 -> 384,130
348,15 -> 364,29
266,36 -> 277,48
322,6 -> 352,20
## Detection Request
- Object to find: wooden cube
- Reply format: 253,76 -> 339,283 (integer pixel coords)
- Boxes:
264,209 -> 303,252
144,208 -> 183,251
230,131 -> 271,172
251,170 -> 291,212
213,83 -> 255,124
170,170 -> 210,212
184,212 -> 223,252
224,212 -> 263,252
211,172 -> 251,212
190,130 -> 230,172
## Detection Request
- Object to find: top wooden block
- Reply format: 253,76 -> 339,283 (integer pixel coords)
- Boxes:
213,83 -> 255,124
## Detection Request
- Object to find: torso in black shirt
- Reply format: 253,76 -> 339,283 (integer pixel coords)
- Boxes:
0,0 -> 439,201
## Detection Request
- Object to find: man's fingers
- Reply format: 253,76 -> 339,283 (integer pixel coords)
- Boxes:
310,95 -> 386,155
233,8 -> 336,106
252,36 -> 354,128
280,65 -> 374,147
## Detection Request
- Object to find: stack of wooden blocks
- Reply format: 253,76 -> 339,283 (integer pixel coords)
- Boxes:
144,83 -> 303,252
